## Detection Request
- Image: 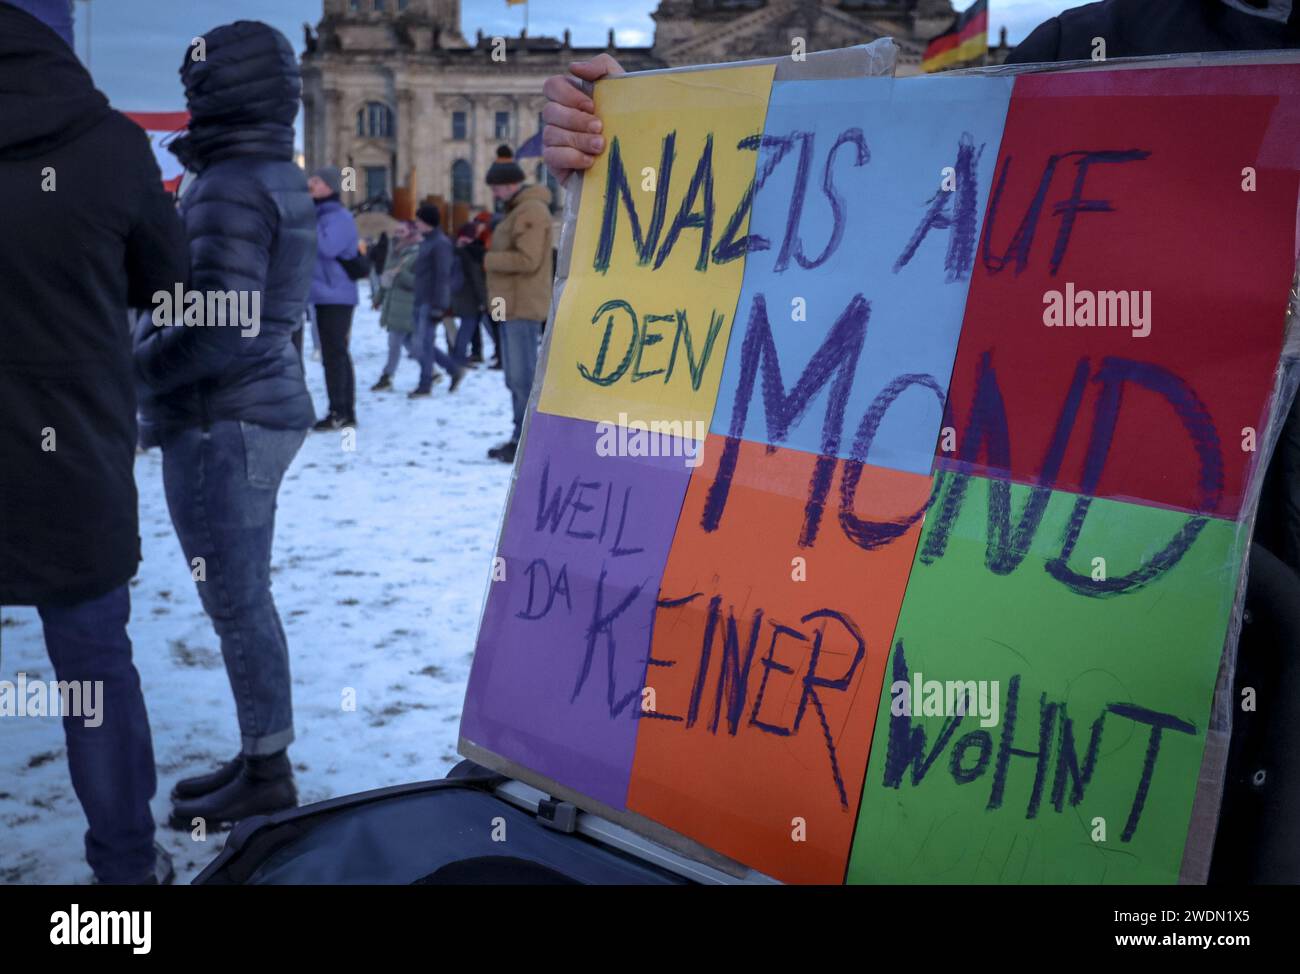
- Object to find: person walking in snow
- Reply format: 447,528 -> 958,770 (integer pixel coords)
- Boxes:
409,202 -> 466,398
371,220 -> 422,391
451,221 -> 494,366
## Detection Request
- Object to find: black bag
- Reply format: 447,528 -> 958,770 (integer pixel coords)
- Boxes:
338,251 -> 371,281
1209,543 -> 1300,884
194,761 -> 689,885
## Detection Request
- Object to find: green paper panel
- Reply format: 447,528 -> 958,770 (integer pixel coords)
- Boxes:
847,474 -> 1246,884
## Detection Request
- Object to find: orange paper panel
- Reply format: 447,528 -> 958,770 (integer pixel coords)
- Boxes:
627,434 -> 932,882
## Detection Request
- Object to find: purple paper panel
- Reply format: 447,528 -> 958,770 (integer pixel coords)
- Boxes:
460,411 -> 694,808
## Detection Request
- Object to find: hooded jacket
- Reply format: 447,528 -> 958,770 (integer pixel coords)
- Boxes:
309,195 -> 360,306
133,21 -> 316,435
376,238 -> 420,334
484,184 -> 554,323
0,3 -> 187,605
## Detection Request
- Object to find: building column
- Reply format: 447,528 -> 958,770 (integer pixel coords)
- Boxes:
397,88 -> 415,195
325,88 -> 345,170
335,91 -> 355,203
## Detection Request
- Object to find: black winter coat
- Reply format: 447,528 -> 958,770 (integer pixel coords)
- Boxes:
134,21 -> 316,436
452,239 -> 488,321
0,5 -> 187,606
1007,0 -> 1298,64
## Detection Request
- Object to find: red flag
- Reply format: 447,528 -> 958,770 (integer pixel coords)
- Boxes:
123,111 -> 190,192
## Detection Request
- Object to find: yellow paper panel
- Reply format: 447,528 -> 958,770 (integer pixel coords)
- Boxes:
538,65 -> 775,437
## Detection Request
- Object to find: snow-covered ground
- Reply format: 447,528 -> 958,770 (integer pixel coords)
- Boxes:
0,298 -> 514,884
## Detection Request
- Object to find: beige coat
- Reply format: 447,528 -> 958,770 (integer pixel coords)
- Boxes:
484,184 -> 554,323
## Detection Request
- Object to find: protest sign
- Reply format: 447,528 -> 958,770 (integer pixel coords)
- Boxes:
460,54 -> 1300,884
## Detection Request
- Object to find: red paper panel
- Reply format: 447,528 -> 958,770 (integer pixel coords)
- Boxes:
941,66 -> 1300,518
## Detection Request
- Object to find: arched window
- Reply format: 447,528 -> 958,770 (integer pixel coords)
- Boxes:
452,159 -> 472,204
356,101 -> 394,139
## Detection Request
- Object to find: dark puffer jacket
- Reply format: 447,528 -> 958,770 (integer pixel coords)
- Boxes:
0,4 -> 187,606
134,20 -> 316,434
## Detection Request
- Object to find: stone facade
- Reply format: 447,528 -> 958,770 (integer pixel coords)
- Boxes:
300,0 -> 1010,213
654,0 -> 957,75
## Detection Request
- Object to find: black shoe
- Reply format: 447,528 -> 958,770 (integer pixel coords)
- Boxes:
489,358 -> 503,370
341,416 -> 357,429
93,842 -> 174,886
312,413 -> 343,432
469,352 -> 485,365
371,374 -> 392,391
170,755 -> 243,802
487,441 -> 518,463
168,752 -> 297,832
449,367 -> 467,393
408,388 -> 432,399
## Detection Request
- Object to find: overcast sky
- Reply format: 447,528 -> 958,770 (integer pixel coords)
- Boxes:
74,0 -> 1079,117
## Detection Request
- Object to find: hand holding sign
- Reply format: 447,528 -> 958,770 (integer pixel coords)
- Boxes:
541,54 -> 625,184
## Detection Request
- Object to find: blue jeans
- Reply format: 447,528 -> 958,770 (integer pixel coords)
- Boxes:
414,304 -> 461,391
500,319 -> 542,441
382,329 -> 413,378
453,313 -> 481,362
34,585 -> 158,883
160,420 -> 305,756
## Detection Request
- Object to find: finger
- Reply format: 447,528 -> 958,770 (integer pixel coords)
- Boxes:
569,53 -> 626,81
542,73 -> 594,113
543,123 -> 604,157
542,100 -> 602,137
543,145 -> 596,176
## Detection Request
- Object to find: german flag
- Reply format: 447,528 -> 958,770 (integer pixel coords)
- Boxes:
921,0 -> 989,73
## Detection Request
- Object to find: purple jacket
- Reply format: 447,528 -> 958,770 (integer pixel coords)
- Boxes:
310,196 -> 359,306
